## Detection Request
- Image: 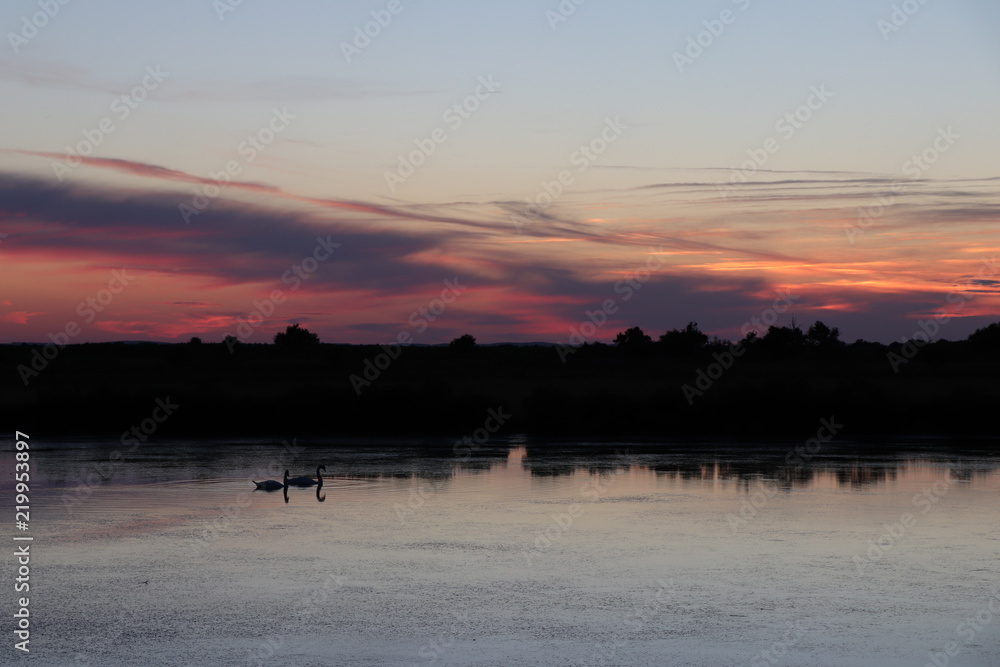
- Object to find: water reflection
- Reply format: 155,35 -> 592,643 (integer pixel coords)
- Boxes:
505,443 -> 999,491
249,469 -> 328,504
250,484 -> 329,504
14,438 -> 1000,499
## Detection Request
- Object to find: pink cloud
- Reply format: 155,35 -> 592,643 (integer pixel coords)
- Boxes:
2,311 -> 44,325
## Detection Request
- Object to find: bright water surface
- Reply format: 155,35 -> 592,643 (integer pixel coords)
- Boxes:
5,438 -> 999,666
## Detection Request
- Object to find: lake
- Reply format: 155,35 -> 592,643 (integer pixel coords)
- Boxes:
6,437 -> 999,666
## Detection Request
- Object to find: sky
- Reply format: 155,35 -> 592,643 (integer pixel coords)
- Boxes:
2,0 -> 999,345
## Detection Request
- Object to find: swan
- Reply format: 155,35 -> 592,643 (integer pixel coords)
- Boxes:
288,465 -> 325,487
253,470 -> 288,491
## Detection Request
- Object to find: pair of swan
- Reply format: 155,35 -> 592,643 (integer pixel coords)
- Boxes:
253,465 -> 325,491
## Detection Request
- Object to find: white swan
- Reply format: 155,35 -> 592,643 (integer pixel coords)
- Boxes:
253,470 -> 288,491
288,465 -> 325,487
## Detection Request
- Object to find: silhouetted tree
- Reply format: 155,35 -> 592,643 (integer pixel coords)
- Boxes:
222,334 -> 242,354
614,326 -> 652,348
449,334 -> 477,351
274,323 -> 320,346
659,322 -> 708,356
758,323 -> 806,355
806,321 -> 843,348
188,336 -> 202,345
968,322 -> 1000,351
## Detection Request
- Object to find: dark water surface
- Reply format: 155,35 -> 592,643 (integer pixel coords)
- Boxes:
4,437 -> 999,666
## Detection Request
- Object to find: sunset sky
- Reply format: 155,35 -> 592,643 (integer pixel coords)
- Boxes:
2,0 -> 999,345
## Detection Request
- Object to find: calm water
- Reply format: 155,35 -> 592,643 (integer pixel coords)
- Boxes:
4,438 -> 999,666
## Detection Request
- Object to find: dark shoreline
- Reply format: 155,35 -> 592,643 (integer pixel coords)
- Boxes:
4,339 -> 1000,440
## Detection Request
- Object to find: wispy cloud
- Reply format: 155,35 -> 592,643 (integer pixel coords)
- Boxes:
2,152 -> 997,343
1,311 -> 44,325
